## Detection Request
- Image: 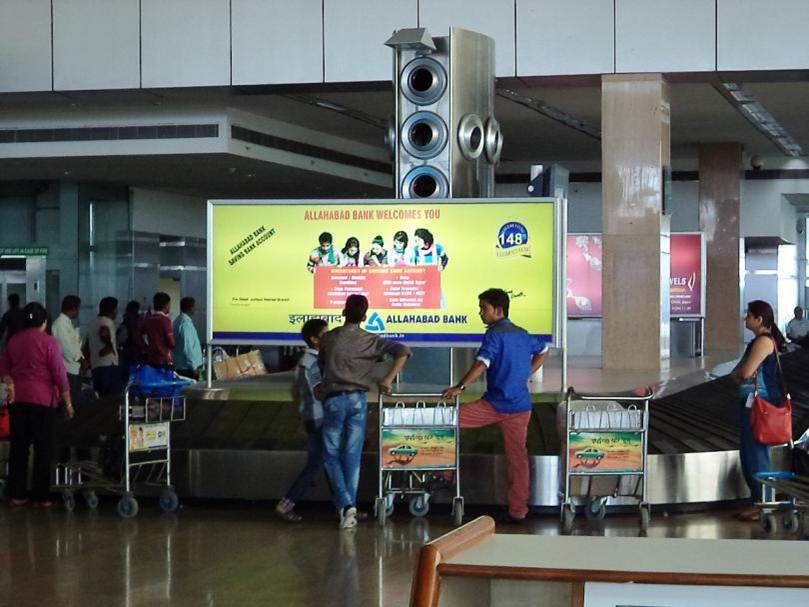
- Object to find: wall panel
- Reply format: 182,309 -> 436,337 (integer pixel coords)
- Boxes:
616,0 -> 715,73
718,0 -> 809,70
53,0 -> 140,90
232,0 -> 323,85
0,0 -> 52,92
517,0 -> 614,76
419,0 -> 515,77
324,0 -> 417,82
141,0 -> 231,88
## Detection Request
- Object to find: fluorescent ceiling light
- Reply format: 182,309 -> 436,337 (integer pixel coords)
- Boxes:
496,88 -> 601,141
716,82 -> 804,157
283,94 -> 387,130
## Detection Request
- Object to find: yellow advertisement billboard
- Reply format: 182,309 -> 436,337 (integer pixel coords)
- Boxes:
208,199 -> 561,346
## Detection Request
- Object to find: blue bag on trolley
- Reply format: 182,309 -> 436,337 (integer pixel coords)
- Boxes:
128,365 -> 193,411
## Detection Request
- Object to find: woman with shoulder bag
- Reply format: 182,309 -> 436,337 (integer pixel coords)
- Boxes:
729,300 -> 788,521
0,302 -> 74,508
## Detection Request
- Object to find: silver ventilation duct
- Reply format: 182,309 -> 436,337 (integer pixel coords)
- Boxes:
386,28 -> 499,199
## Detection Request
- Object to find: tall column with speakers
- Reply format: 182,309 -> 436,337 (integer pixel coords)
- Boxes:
386,28 -> 500,199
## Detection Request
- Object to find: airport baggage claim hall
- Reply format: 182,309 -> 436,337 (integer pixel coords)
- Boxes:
1,2 -> 809,606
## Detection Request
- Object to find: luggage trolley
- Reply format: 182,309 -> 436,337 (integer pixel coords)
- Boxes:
754,471 -> 809,536
560,387 -> 653,533
374,392 -> 463,527
755,428 -> 809,537
54,367 -> 191,517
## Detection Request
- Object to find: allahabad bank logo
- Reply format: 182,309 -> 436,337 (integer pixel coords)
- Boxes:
365,311 -> 385,332
496,222 -> 531,258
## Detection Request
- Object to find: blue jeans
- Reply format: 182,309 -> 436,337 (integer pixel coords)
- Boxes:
285,420 -> 326,504
322,392 -> 367,511
739,400 -> 771,499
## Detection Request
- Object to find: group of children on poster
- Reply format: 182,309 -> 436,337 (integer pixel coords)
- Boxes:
306,229 -> 449,272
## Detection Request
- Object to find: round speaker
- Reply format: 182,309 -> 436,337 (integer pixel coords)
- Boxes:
401,166 -> 449,199
484,117 -> 503,164
457,114 -> 485,160
400,57 -> 447,106
401,112 -> 448,159
384,115 -> 396,159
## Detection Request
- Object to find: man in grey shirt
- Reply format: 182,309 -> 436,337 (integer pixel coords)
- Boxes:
318,294 -> 411,529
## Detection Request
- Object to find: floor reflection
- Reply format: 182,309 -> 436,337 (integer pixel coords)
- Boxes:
0,501 -> 801,606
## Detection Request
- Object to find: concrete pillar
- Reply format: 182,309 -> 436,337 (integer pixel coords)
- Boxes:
601,74 -> 671,370
698,143 -> 743,355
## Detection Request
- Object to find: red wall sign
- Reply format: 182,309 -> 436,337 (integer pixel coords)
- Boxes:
669,233 -> 703,317
567,234 -> 603,317
567,233 -> 704,318
314,266 -> 441,309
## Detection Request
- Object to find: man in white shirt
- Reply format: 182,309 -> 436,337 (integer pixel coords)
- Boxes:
786,306 -> 809,345
51,295 -> 85,403
86,296 -> 122,397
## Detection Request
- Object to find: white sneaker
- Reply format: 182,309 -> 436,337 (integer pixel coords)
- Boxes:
339,506 -> 357,529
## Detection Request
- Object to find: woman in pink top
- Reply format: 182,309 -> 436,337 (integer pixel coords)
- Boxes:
0,302 -> 73,508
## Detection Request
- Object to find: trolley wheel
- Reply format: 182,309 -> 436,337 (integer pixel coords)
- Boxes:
639,505 -> 651,532
561,503 -> 575,534
62,490 -> 76,512
159,487 -> 179,513
585,499 -> 606,520
759,512 -> 777,535
408,494 -> 430,518
83,490 -> 99,510
117,494 -> 139,519
452,497 -> 464,527
783,511 -> 802,534
375,497 -> 387,527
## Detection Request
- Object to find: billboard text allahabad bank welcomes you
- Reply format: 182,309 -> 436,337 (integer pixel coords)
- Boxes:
210,201 -> 556,345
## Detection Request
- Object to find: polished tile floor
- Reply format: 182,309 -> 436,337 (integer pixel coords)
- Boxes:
0,500 -> 802,607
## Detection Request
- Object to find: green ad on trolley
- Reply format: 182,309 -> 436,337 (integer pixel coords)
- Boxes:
568,431 -> 643,474
381,428 -> 456,470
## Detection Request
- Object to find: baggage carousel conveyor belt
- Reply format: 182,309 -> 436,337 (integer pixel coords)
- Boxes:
52,349 -> 809,507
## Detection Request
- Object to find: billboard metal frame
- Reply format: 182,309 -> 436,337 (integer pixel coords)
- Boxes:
206,197 -> 566,351
669,231 -> 706,320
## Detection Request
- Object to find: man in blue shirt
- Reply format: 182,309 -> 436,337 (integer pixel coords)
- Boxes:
443,288 -> 549,522
172,297 -> 203,379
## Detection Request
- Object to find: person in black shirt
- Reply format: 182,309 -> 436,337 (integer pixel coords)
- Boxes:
0,294 -> 26,345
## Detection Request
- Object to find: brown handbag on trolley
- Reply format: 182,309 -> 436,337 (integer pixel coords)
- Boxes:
750,337 -> 793,446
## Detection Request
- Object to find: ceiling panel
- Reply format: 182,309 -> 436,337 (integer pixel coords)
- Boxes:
1,76 -> 807,198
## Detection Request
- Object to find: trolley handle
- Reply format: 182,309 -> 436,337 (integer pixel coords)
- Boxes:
567,387 -> 654,401
125,381 -> 194,395
386,392 -> 449,398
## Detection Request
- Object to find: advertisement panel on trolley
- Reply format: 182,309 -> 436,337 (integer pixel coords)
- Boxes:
208,198 -> 565,347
